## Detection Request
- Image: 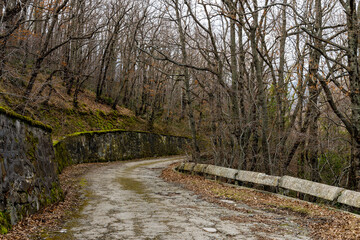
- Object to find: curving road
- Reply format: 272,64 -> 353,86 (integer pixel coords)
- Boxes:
48,156 -> 311,240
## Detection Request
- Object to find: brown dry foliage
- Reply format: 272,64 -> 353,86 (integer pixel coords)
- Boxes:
161,164 -> 360,240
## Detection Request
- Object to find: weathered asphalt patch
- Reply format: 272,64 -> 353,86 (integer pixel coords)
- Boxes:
44,156 -> 311,239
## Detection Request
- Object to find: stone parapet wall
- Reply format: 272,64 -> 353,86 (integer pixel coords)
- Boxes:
54,130 -> 189,173
177,162 -> 360,210
0,108 -> 62,233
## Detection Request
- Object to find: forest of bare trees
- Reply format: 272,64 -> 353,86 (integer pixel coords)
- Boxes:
1,0 -> 360,190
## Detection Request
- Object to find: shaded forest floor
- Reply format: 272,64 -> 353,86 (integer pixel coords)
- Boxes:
161,163 -> 360,240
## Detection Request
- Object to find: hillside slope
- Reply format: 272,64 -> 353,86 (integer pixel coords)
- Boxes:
0,74 -> 189,140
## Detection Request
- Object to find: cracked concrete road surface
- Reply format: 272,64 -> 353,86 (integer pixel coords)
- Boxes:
49,156 -> 311,240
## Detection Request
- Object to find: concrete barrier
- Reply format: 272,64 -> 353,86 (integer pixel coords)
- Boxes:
203,165 -> 238,179
177,162 -> 360,211
193,163 -> 208,173
236,171 -> 280,187
337,190 -> 360,208
177,162 -> 186,171
279,176 -> 344,201
182,162 -> 196,172
180,163 -> 278,187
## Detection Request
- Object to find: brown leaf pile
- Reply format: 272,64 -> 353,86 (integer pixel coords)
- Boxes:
0,163 -> 98,240
161,164 -> 360,240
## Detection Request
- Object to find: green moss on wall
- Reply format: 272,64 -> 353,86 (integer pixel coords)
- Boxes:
0,211 -> 11,235
37,183 -> 63,209
50,182 -> 64,203
0,107 -> 52,132
55,129 -> 190,143
25,130 -> 39,164
62,129 -> 126,139
54,142 -> 71,174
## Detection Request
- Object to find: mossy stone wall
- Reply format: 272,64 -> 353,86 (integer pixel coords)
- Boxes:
54,130 -> 188,173
0,108 -> 188,234
0,110 -> 62,233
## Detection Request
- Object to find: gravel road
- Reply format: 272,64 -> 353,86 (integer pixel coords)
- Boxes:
46,156 -> 311,240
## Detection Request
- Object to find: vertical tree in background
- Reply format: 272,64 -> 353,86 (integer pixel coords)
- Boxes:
172,0 -> 200,160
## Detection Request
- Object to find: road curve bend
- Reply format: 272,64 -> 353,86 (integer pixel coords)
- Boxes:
48,156 -> 310,240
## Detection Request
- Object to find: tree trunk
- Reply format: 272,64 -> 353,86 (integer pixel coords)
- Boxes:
249,1 -> 270,174
174,0 -> 200,160
277,0 -> 287,132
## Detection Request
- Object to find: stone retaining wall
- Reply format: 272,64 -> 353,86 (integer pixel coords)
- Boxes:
54,130 -> 189,173
0,108 -> 62,233
0,108 -> 189,234
177,162 -> 360,209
